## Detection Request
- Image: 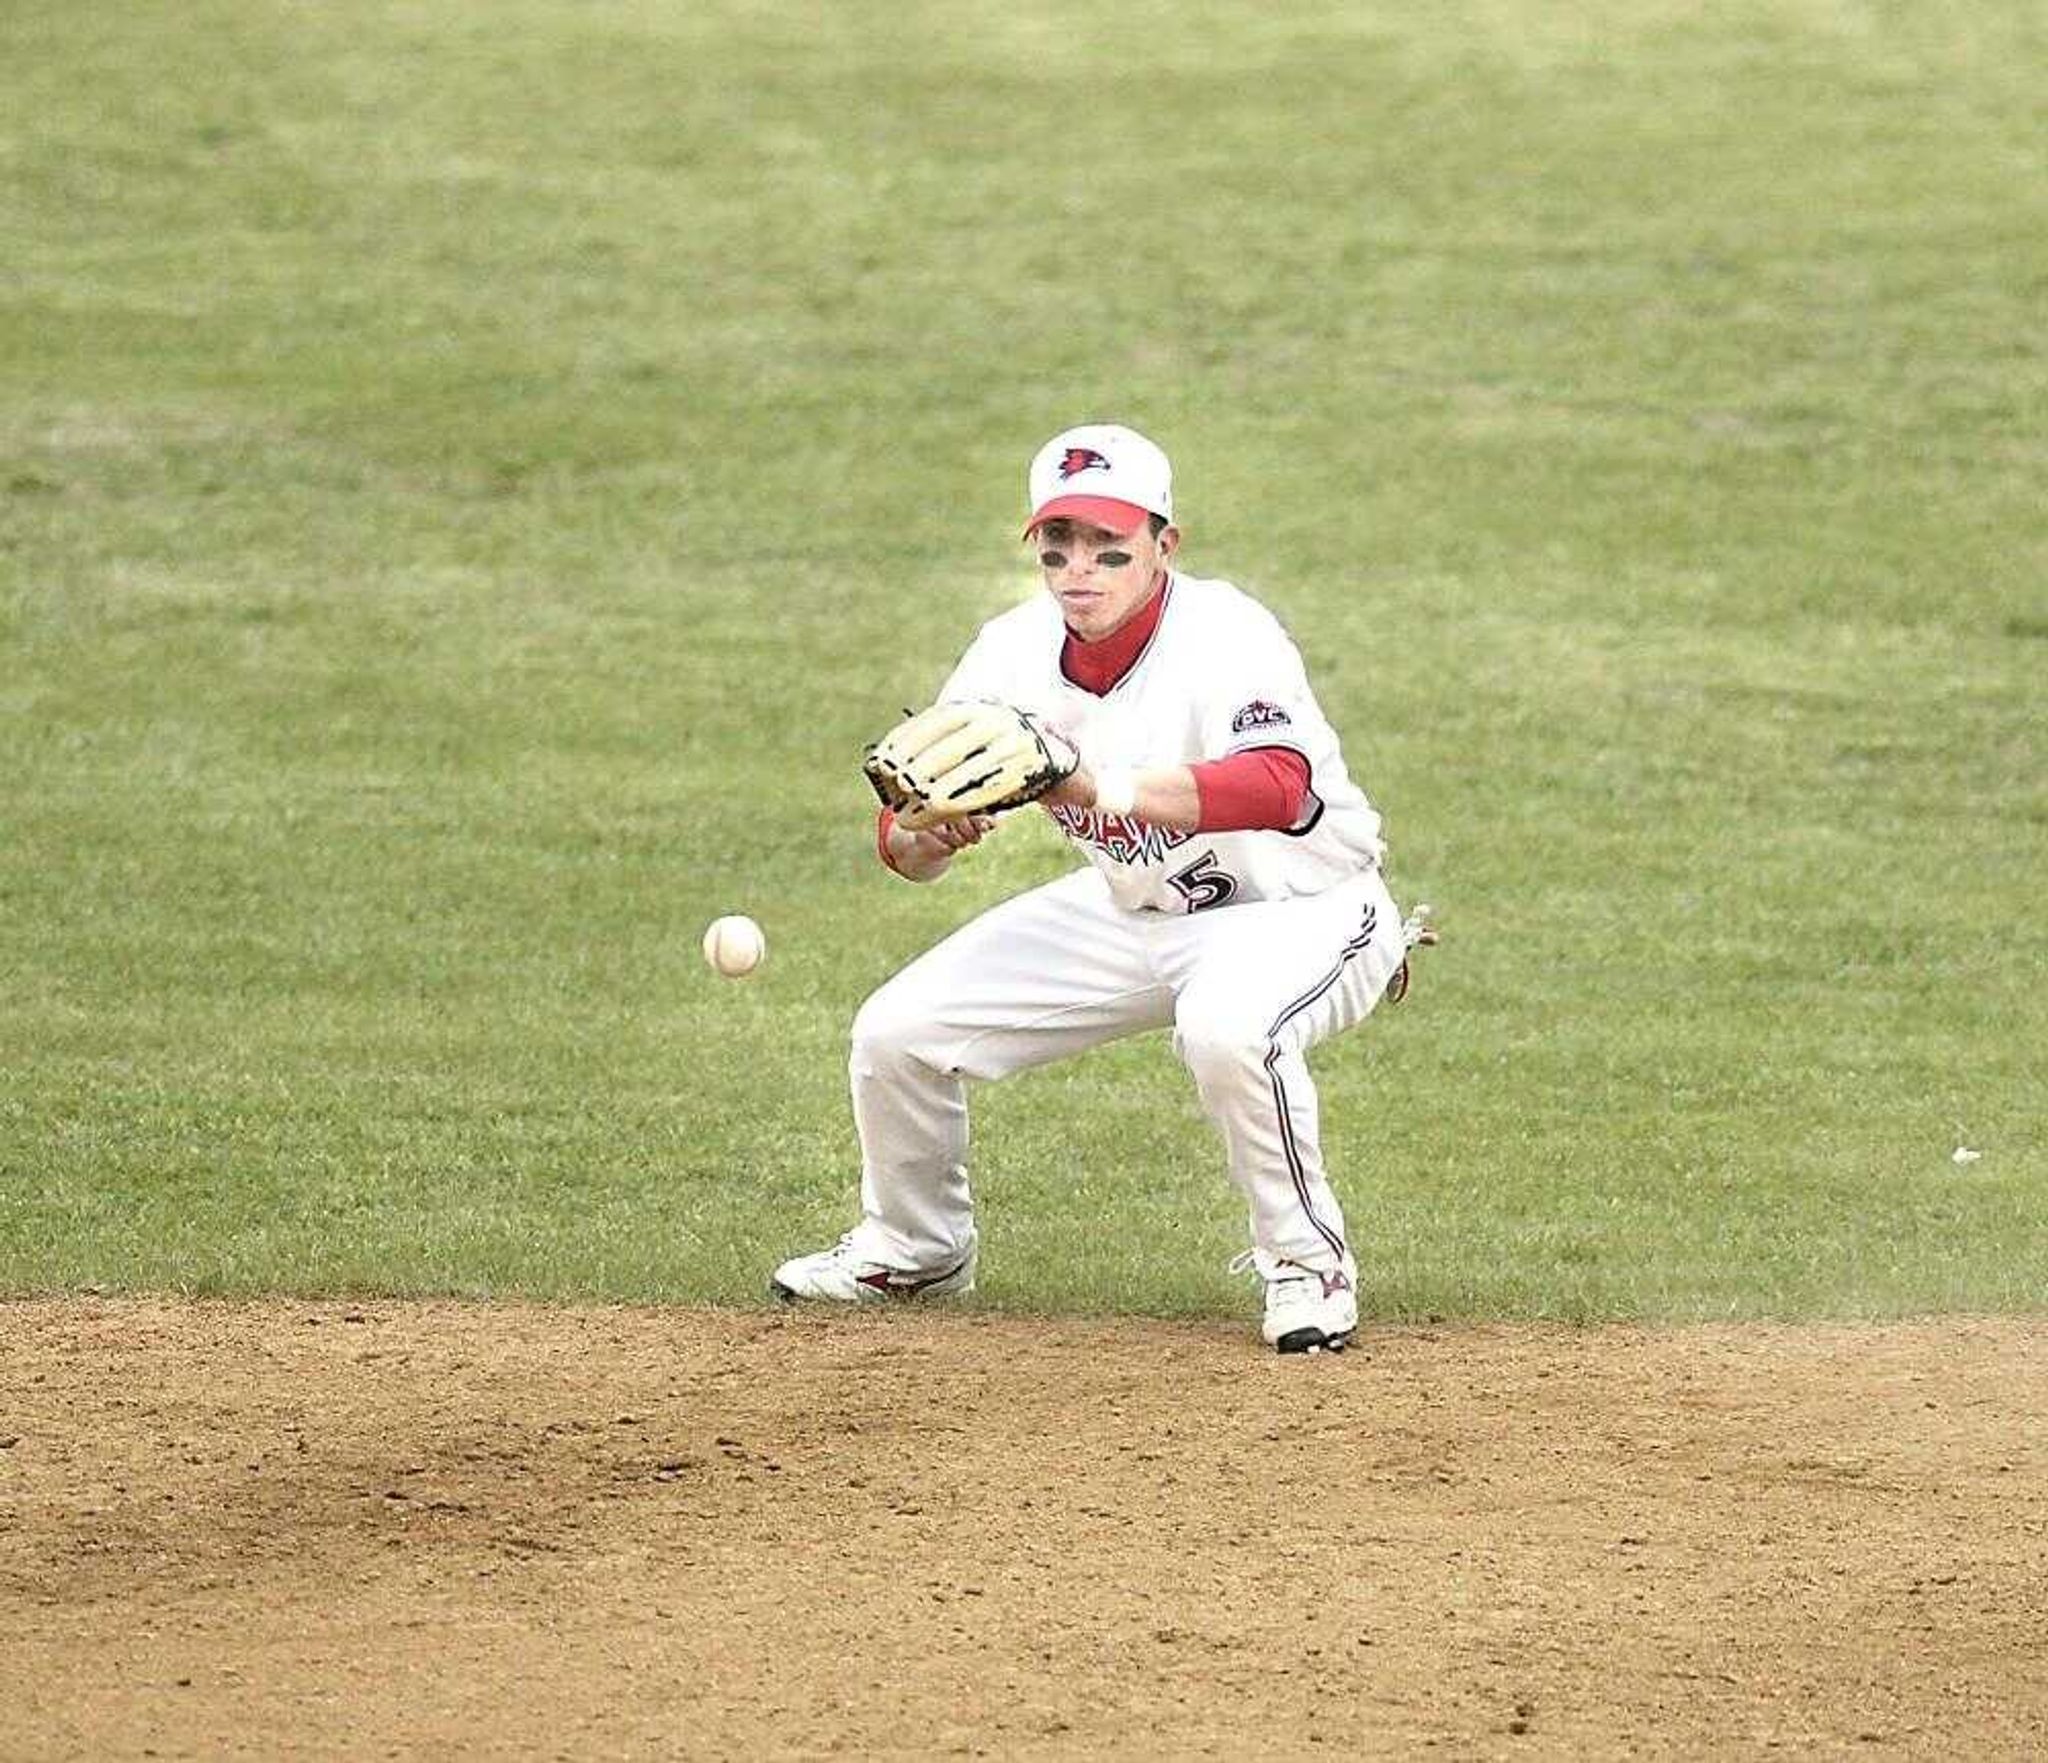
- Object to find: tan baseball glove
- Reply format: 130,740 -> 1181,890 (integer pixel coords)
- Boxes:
863,701 -> 1079,831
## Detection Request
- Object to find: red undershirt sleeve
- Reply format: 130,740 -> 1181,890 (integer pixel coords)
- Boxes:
1189,747 -> 1312,833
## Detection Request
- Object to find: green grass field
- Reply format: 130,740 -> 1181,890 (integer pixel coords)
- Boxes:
3,1 -> 2042,1321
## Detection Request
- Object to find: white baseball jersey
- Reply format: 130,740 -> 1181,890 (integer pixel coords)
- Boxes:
937,572 -> 1385,914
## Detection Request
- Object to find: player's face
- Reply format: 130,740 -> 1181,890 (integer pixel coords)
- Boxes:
1034,519 -> 1177,642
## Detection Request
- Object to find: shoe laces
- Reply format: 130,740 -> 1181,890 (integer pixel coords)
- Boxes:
1227,1250 -> 1323,1300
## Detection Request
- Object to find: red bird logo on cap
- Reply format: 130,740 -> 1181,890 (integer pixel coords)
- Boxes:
1058,447 -> 1112,479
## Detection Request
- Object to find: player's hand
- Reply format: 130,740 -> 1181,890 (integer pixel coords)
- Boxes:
882,812 -> 994,882
1041,766 -> 1095,812
924,814 -> 996,853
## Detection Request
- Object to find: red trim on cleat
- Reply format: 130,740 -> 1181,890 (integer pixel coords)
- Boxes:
853,1252 -> 975,1298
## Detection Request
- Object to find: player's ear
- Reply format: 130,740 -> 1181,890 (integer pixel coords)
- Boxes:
1156,524 -> 1181,558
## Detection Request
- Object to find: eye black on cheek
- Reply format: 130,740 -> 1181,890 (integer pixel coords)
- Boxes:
1098,552 -> 1133,568
1038,551 -> 1067,568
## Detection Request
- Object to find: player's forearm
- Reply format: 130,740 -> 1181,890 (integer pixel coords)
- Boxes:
1052,748 -> 1309,834
1056,765 -> 1203,832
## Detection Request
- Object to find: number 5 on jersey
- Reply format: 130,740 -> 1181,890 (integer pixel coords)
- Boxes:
1168,852 -> 1239,912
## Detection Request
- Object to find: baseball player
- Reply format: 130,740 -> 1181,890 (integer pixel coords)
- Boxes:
772,423 -> 1429,1352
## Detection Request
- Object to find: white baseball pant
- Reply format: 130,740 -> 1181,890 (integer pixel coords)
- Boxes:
845,864 -> 1407,1276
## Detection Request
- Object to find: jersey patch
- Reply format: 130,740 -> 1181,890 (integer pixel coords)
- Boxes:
1230,699 -> 1292,735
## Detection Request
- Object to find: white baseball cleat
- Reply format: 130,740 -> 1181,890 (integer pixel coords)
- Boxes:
1259,1260 -> 1358,1355
769,1233 -> 978,1304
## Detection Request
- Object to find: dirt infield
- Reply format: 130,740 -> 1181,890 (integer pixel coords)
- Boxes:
1,1301 -> 2042,1759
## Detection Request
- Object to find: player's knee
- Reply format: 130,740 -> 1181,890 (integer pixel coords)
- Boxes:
850,981 -> 931,1069
1173,1015 -> 1270,1087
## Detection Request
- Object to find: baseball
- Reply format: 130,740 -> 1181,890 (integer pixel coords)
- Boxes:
702,914 -> 766,979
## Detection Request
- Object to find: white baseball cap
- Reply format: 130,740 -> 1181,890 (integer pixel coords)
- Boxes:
1023,422 -> 1174,537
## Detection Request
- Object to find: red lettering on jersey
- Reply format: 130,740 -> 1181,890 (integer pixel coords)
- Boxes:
1045,803 -> 1195,865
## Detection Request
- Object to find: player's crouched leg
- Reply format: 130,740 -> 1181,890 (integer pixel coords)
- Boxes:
841,978 -> 980,1272
1173,1000 -> 1359,1353
769,971 -> 983,1304
1172,1005 -> 1345,1265
847,975 -> 971,1162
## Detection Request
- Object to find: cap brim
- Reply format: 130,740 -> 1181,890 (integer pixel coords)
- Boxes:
1022,495 -> 1153,539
